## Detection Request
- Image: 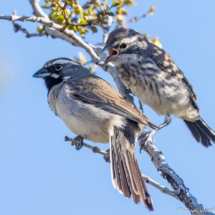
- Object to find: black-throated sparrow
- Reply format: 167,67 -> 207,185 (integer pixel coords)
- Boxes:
33,57 -> 157,210
103,27 -> 215,147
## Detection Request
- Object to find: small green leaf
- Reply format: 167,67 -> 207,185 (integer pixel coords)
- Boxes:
79,19 -> 86,25
67,25 -> 77,31
91,26 -> 98,33
42,4 -> 49,8
124,0 -> 136,6
121,10 -> 128,15
89,66 -> 94,74
55,15 -> 65,24
67,18 -> 72,24
50,11 -> 57,16
101,20 -> 108,24
107,12 -> 114,16
56,15 -> 65,21
50,3 -> 57,8
67,25 -> 73,30
113,3 -> 120,7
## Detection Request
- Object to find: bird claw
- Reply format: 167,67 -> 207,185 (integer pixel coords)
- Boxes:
103,149 -> 110,163
73,135 -> 84,150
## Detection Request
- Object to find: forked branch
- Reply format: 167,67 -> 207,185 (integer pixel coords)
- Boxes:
64,135 -> 181,199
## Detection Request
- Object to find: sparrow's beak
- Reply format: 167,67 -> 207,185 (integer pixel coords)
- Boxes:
105,48 -> 119,64
102,44 -> 112,52
33,68 -> 50,78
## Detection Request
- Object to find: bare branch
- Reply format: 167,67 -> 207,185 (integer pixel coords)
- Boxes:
64,136 -> 110,163
29,0 -> 49,19
13,22 -> 46,38
141,174 -> 180,198
0,15 -> 52,24
139,132 -> 214,215
125,6 -> 155,27
64,135 -> 182,199
125,13 -> 148,27
64,136 -> 110,160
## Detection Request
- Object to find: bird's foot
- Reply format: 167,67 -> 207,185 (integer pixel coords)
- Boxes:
138,130 -> 156,153
65,135 -> 83,150
74,135 -> 84,150
103,149 -> 110,163
157,115 -> 172,131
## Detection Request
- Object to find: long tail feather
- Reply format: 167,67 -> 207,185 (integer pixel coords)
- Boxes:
110,124 -> 153,210
195,117 -> 215,142
184,116 -> 215,147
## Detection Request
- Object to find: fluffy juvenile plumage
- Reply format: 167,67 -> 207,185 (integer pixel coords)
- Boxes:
103,27 -> 215,147
33,57 -> 156,210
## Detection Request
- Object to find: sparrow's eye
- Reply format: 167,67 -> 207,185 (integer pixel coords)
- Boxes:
119,43 -> 127,49
55,64 -> 62,71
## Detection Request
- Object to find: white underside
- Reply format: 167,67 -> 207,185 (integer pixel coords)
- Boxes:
48,83 -> 125,143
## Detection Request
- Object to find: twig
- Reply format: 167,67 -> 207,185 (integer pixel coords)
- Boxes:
64,135 -> 181,199
13,22 -> 46,38
11,10 -> 47,38
141,174 -> 180,199
64,136 -> 109,158
125,13 -> 148,27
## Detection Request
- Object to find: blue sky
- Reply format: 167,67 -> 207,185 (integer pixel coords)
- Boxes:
1,0 -> 215,214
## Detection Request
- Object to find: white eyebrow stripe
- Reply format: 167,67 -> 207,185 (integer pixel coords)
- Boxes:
112,36 -> 139,47
121,36 -> 139,44
50,59 -> 79,66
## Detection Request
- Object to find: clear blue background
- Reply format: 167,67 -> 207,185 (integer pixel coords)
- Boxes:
1,0 -> 215,214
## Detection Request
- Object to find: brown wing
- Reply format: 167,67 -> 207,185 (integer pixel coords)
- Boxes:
146,41 -> 198,102
67,75 -> 156,128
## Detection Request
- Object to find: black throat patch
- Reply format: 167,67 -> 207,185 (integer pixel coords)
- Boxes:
44,76 -> 63,93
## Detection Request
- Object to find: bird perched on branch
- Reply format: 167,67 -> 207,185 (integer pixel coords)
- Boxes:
103,27 -> 215,147
33,57 -> 156,210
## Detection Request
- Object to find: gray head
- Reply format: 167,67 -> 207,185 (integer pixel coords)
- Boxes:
33,57 -> 90,92
102,27 -> 145,63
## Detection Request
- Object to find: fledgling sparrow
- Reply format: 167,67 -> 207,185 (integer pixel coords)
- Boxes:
103,27 -> 215,147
